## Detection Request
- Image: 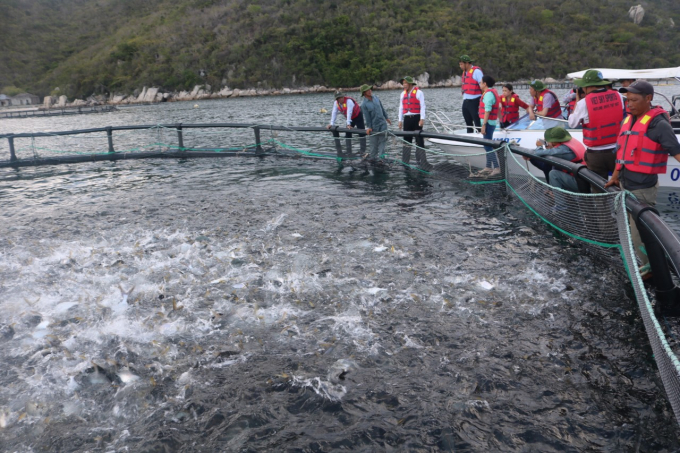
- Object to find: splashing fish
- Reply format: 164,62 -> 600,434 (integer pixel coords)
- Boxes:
118,285 -> 135,304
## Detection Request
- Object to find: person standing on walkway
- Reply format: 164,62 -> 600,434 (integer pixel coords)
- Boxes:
499,83 -> 530,129
476,75 -> 501,176
568,69 -> 624,192
528,80 -> 562,120
398,76 -> 432,170
605,81 -> 680,276
327,91 -> 366,155
459,55 -> 483,133
360,84 -> 392,160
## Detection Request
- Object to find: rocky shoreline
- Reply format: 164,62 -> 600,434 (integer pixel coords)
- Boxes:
41,72 -> 564,109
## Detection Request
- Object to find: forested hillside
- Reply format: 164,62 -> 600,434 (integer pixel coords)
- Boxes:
1,0 -> 679,99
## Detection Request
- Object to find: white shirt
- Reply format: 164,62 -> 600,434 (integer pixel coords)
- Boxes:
568,91 -> 625,150
329,98 -> 356,126
398,88 -> 426,122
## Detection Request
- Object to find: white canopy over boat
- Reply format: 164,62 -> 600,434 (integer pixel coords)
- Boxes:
567,67 -> 680,80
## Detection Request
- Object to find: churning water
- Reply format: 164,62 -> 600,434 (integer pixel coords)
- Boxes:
1,89 -> 680,451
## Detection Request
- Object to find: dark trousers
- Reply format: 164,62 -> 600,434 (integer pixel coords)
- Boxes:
346,113 -> 367,155
401,114 -> 431,169
530,158 -> 552,184
462,98 -> 481,133
585,149 -> 616,193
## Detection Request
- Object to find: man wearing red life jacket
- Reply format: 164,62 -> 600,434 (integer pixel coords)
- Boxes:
569,69 -> 625,192
459,54 -> 484,133
499,84 -> 531,128
327,91 -> 366,155
605,81 -> 680,275
398,76 -> 432,170
523,127 -> 586,193
528,80 -> 562,120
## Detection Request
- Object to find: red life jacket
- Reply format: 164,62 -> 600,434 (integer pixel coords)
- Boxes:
533,89 -> 562,118
567,89 -> 577,115
558,137 -> 586,176
615,107 -> 670,174
582,90 -> 624,148
501,94 -> 521,124
337,97 -> 361,119
402,86 -> 421,115
478,88 -> 500,121
462,66 -> 483,96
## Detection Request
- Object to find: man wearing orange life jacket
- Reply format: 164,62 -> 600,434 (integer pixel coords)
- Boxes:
569,69 -> 625,192
499,84 -> 531,128
459,54 -> 484,133
528,80 -> 562,120
398,76 -> 432,170
605,81 -> 680,273
327,91 -> 367,155
523,127 -> 586,193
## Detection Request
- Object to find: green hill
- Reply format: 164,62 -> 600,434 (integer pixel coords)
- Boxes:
1,0 -> 679,99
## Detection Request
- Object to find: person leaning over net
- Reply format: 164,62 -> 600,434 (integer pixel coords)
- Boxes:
327,91 -> 367,155
359,84 -> 392,160
604,80 -> 680,277
523,127 -> 586,193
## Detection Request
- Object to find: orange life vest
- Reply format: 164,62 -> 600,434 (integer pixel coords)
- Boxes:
337,97 -> 361,119
478,88 -> 500,121
401,87 -> 421,115
461,66 -> 483,96
533,89 -> 562,119
501,94 -> 521,124
582,90 -> 624,148
615,107 -> 670,174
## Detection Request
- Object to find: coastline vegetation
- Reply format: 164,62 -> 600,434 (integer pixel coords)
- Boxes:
1,0 -> 679,99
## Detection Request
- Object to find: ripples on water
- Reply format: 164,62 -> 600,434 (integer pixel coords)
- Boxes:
0,157 -> 678,452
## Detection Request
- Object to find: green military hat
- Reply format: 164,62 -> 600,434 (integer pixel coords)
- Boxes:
459,55 -> 474,63
573,69 -> 611,87
400,76 -> 416,84
530,80 -> 546,91
360,84 -> 373,96
334,91 -> 345,99
544,127 -> 572,143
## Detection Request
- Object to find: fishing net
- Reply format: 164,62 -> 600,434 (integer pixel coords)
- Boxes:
2,124 -> 680,424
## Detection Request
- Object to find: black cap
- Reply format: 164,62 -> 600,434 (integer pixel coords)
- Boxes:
619,80 -> 654,95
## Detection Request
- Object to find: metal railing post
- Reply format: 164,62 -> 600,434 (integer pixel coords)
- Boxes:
176,123 -> 184,150
106,126 -> 114,153
254,126 -> 264,154
8,134 -> 17,162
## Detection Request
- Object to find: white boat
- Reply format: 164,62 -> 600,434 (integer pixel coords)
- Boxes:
427,67 -> 680,209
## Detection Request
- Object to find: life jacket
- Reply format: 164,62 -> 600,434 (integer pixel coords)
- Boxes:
461,66 -> 483,96
582,90 -> 624,148
558,137 -> 587,176
615,106 -> 670,174
401,86 -> 421,115
501,94 -> 521,124
567,89 -> 577,115
478,88 -> 500,121
533,89 -> 562,118
337,97 -> 361,119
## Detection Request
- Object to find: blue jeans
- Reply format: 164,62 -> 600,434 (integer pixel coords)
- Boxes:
483,124 -> 499,169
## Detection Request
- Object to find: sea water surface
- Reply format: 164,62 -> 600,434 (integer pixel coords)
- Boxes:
1,88 -> 680,451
